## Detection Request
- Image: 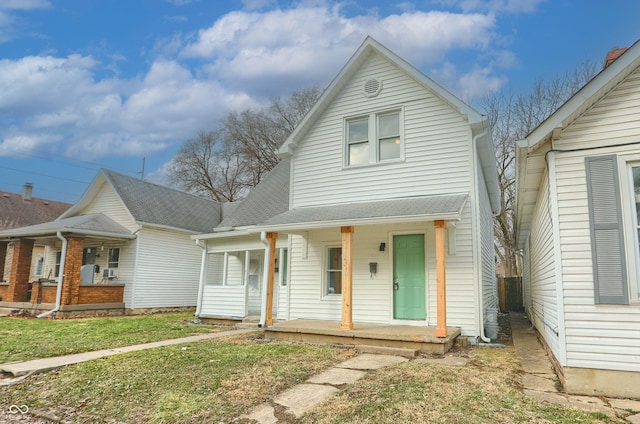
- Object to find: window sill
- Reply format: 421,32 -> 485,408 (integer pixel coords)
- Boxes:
343,158 -> 404,170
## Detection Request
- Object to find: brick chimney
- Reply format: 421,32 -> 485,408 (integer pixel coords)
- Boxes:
22,183 -> 33,202
604,47 -> 628,68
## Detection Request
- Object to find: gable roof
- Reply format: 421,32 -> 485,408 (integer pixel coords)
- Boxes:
0,188 -> 71,231
278,36 -> 500,214
215,158 -> 290,231
515,39 -> 640,247
61,169 -> 222,234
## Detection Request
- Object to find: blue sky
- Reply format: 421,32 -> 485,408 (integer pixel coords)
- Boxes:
0,0 -> 638,203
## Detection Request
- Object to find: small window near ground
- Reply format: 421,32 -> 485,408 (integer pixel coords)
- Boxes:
326,247 -> 342,295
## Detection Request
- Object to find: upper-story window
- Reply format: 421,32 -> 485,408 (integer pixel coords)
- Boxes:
346,110 -> 403,166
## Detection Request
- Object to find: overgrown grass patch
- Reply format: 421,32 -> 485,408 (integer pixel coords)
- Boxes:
0,312 -> 224,362
305,347 -> 624,424
0,335 -> 355,423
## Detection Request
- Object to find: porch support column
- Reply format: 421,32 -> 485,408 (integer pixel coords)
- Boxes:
7,238 -> 34,302
0,241 -> 7,281
340,226 -> 354,330
435,220 -> 448,337
61,236 -> 84,305
264,232 -> 278,327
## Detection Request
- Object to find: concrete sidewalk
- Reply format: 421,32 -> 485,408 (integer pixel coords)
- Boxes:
510,312 -> 640,422
0,328 -> 258,377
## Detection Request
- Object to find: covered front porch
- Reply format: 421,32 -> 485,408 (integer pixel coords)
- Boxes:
0,214 -> 134,317
266,319 -> 461,355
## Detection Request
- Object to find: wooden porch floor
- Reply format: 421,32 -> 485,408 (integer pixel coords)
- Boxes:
265,320 -> 461,355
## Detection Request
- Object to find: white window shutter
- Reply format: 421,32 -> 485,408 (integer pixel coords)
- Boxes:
585,155 -> 629,304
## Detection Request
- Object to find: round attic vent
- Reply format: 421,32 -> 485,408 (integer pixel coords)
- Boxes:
363,78 -> 382,97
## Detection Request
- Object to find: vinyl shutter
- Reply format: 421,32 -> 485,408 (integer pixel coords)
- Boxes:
585,155 -> 629,304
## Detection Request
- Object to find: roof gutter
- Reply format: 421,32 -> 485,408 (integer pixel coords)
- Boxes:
37,232 -> 67,318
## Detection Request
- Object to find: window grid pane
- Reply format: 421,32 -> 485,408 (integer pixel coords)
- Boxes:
349,142 -> 369,165
327,247 -> 342,295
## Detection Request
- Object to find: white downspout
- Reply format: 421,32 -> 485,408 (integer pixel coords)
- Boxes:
472,128 -> 491,343
258,231 -> 270,327
37,232 -> 67,318
194,239 -> 207,317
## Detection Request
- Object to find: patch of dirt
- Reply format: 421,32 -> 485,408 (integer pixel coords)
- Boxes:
498,311 -> 513,345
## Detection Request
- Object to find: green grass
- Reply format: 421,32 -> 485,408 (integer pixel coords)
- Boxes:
0,335 -> 354,423
0,312 -> 224,362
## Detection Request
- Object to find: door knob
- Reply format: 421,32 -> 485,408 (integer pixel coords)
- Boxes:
393,282 -> 399,291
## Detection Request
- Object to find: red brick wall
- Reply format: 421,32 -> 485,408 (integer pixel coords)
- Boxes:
77,285 -> 124,304
0,284 -> 8,301
6,239 -> 34,302
30,283 -> 57,304
61,236 -> 84,305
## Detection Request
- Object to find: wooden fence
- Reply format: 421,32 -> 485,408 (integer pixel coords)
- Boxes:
498,276 -> 523,312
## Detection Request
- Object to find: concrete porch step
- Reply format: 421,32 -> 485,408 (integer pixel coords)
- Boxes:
356,344 -> 418,358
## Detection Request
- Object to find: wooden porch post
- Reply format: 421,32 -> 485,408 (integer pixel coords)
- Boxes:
435,220 -> 448,337
340,226 -> 354,330
264,232 -> 278,327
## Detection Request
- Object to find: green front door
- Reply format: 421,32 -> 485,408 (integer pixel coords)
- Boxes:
393,234 -> 426,319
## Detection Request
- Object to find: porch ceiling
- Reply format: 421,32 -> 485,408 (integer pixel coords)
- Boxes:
252,193 -> 468,232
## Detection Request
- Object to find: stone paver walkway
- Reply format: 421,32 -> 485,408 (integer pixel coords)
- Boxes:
0,328 -> 258,378
511,312 -> 640,422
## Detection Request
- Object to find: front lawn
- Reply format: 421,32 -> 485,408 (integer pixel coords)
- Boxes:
0,335 -> 354,423
0,312 -> 223,363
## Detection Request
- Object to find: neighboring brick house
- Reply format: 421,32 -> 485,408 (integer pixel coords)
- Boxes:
0,170 -> 223,317
0,184 -> 71,287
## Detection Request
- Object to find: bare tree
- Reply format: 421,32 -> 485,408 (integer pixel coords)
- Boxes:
483,60 -> 599,277
170,87 -> 322,201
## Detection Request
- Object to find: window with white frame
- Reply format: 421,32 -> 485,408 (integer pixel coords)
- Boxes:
54,251 -> 62,278
346,110 -> 402,166
34,256 -> 44,277
108,248 -> 120,268
206,250 -> 268,287
325,247 -> 342,295
628,164 -> 640,298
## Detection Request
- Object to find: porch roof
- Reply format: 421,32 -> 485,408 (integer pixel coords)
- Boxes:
251,193 -> 468,232
0,213 -> 135,240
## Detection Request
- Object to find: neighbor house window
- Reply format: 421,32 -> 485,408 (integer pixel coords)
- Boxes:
34,256 -> 44,277
325,247 -> 342,295
108,248 -> 120,268
54,251 -> 62,278
346,110 -> 402,165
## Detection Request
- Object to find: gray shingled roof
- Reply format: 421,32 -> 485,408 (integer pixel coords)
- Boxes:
0,213 -> 134,239
216,158 -> 290,229
102,169 -> 221,233
256,193 -> 468,230
0,189 -> 71,231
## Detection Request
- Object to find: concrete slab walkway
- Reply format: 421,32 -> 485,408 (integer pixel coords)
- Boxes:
0,328 -> 258,378
511,312 -> 640,422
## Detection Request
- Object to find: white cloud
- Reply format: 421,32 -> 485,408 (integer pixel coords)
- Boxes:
0,0 -> 50,42
431,61 -> 507,102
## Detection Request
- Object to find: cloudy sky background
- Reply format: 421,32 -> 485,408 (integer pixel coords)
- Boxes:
0,0 -> 638,202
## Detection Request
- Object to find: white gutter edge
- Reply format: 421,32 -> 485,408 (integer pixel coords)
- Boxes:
194,239 -> 207,317
37,232 -> 67,318
258,231 -> 270,328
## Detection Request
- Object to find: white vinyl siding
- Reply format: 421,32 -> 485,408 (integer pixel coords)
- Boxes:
288,216 -> 478,335
132,227 -> 201,308
200,286 -> 246,317
80,182 -> 138,232
477,158 -> 498,315
525,171 -> 560,356
291,52 -> 472,208
537,67 -> 640,372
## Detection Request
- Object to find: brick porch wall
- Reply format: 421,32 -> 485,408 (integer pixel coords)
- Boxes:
30,283 -> 57,304
0,283 -> 8,301
78,285 -> 125,304
6,239 -> 34,302
61,236 -> 84,306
